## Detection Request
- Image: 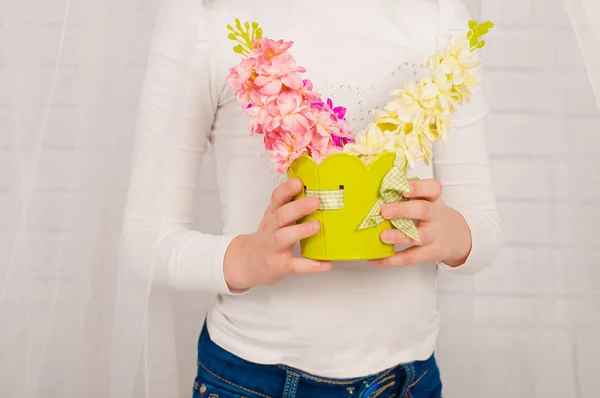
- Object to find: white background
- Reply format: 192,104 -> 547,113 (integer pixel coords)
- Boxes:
1,0 -> 599,397
438,0 -> 600,396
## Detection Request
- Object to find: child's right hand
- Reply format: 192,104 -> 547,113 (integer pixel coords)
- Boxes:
223,178 -> 331,292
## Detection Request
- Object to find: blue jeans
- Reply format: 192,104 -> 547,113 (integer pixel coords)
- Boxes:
193,326 -> 442,398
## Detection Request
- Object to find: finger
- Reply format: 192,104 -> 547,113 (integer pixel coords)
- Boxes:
274,220 -> 321,249
369,245 -> 435,267
380,226 -> 433,246
380,229 -> 416,246
265,178 -> 304,215
284,257 -> 332,275
404,179 -> 442,201
381,200 -> 433,221
271,196 -> 320,229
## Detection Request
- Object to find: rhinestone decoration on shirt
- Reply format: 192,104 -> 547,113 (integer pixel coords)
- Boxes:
329,61 -> 422,132
255,46 -> 425,182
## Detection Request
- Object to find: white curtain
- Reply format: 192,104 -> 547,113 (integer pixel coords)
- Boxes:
0,0 -> 598,397
564,0 -> 600,109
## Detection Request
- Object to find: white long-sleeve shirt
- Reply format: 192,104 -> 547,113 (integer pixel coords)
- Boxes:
121,0 -> 501,378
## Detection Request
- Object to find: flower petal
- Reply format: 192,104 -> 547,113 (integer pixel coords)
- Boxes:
261,79 -> 283,96
281,72 -> 303,90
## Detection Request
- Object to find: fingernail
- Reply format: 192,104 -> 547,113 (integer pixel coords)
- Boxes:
311,220 -> 320,232
381,230 -> 393,244
381,206 -> 390,219
319,262 -> 332,271
311,196 -> 321,209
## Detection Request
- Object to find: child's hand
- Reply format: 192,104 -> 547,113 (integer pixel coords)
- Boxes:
369,179 -> 472,268
224,178 -> 331,292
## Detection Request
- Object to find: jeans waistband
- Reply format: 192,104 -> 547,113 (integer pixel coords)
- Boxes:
197,325 -> 415,398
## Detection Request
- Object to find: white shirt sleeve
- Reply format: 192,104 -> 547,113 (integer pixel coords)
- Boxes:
120,3 -> 238,293
433,0 -> 502,274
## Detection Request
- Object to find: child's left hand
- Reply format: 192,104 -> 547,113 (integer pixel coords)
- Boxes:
369,179 -> 472,268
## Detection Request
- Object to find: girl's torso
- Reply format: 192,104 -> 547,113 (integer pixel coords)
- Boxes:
204,0 -> 446,378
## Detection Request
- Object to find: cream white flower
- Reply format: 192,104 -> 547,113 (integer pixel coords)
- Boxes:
345,23 -> 492,172
384,79 -> 440,128
419,109 -> 451,144
430,73 -> 463,112
385,83 -> 424,125
394,143 -> 409,172
392,131 -> 434,172
424,36 -> 481,87
344,122 -> 396,164
374,109 -> 403,133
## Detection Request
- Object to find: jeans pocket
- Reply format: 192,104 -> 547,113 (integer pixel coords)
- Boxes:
193,360 -> 263,398
193,378 -> 249,398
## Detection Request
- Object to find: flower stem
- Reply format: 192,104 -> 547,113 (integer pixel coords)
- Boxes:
467,20 -> 494,52
226,19 -> 263,55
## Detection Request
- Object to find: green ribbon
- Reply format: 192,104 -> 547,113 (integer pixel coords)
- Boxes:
305,188 -> 344,210
358,166 -> 421,243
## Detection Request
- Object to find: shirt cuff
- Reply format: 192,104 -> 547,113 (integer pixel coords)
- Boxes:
173,233 -> 249,295
436,210 -> 499,275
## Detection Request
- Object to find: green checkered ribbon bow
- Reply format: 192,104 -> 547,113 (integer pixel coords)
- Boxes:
306,188 -> 345,210
358,166 -> 421,243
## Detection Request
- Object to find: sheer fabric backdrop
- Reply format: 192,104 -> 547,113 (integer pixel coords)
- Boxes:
0,0 -> 598,397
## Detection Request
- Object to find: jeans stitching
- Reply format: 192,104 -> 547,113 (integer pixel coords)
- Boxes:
401,364 -> 414,398
371,380 -> 396,398
197,359 -> 272,398
377,375 -> 395,386
283,372 -> 291,398
290,373 -> 299,398
374,368 -> 394,383
408,370 -> 428,389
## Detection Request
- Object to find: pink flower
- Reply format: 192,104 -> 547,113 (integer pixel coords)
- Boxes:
226,67 -> 242,92
331,134 -> 354,147
314,110 -> 341,138
226,28 -> 355,172
226,57 -> 258,91
298,79 -> 321,102
246,93 -> 277,132
236,82 -> 262,110
263,128 -> 282,150
333,118 -> 353,142
263,133 -> 275,150
248,119 -> 265,136
308,132 -> 342,163
270,131 -> 312,173
268,90 -> 314,135
255,53 -> 307,95
258,38 -> 294,59
326,98 -> 347,120
312,110 -> 353,149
